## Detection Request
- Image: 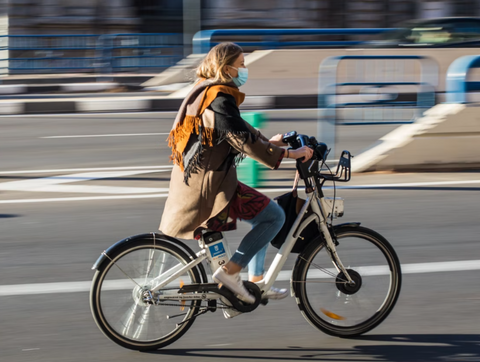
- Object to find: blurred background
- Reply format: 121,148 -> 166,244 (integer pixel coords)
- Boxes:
1,0 -> 480,76
1,1 -> 480,362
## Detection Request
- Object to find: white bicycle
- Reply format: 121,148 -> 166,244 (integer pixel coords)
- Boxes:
90,131 -> 402,351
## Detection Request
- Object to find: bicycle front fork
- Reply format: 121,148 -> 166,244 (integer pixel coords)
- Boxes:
318,217 -> 355,284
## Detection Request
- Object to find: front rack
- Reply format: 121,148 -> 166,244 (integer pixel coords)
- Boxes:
319,151 -> 352,182
297,150 -> 352,182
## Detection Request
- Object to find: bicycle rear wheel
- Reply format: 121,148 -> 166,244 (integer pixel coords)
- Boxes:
90,237 -> 202,351
293,226 -> 401,337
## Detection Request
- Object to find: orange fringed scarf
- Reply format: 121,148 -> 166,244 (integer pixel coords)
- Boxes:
168,80 -> 245,172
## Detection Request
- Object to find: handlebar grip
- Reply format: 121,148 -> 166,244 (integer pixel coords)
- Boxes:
297,135 -> 309,162
298,135 -> 309,147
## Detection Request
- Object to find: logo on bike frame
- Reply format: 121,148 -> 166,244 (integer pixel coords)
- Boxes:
209,243 -> 225,258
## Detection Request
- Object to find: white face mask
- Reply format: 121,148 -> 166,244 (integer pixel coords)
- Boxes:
229,66 -> 248,87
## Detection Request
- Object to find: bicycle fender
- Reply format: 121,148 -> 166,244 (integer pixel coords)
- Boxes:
334,222 -> 361,230
91,233 -> 207,284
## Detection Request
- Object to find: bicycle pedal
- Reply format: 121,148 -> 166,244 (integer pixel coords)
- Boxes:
260,299 -> 269,306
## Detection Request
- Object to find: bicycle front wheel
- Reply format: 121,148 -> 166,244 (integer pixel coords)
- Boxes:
293,226 -> 401,337
90,237 -> 202,351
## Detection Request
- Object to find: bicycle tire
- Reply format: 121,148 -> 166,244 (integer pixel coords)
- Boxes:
90,236 -> 202,351
293,225 -> 402,337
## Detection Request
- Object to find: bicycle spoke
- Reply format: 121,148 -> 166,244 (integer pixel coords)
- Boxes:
143,249 -> 156,286
93,241 -> 202,348
133,305 -> 152,340
296,228 -> 401,334
143,233 -> 158,286
102,251 -> 141,288
299,255 -> 347,281
121,301 -> 142,338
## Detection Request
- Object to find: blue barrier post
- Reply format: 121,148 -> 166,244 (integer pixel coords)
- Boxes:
237,112 -> 266,187
446,55 -> 480,103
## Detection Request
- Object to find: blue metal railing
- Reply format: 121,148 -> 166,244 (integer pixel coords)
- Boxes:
0,29 -> 402,74
317,55 -> 438,156
445,55 -> 480,103
0,33 -> 183,75
193,28 -> 397,54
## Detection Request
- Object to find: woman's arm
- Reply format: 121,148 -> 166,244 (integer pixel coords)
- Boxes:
209,93 -> 313,167
229,119 -> 314,165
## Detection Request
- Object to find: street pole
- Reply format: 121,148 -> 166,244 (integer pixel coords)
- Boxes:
183,0 -> 201,57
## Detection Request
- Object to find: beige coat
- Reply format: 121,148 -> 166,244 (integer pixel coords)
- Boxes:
159,118 -> 283,239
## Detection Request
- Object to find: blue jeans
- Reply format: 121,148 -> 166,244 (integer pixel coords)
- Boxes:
230,200 -> 285,276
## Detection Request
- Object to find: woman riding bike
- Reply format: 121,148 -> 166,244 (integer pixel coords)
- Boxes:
159,42 -> 314,316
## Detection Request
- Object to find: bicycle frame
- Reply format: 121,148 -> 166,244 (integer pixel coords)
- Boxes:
260,180 -> 354,292
148,178 -> 354,298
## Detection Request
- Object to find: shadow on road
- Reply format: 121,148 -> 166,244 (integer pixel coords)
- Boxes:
150,334 -> 480,361
0,214 -> 20,218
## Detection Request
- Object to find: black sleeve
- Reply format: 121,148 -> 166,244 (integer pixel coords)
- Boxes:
208,93 -> 284,169
208,92 -> 249,134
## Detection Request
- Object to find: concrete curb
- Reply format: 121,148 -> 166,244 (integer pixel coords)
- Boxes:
0,83 -> 146,95
0,94 -> 320,115
0,91 -> 444,115
1,75 -> 153,85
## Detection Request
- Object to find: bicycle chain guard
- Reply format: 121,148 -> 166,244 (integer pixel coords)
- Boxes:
177,281 -> 262,313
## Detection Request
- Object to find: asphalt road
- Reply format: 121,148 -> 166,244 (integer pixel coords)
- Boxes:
1,112 -> 480,362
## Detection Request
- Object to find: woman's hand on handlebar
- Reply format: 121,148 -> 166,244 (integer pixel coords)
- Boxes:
269,134 -> 287,147
288,146 -> 314,163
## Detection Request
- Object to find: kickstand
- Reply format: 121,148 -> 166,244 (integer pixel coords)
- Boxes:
176,308 -> 209,327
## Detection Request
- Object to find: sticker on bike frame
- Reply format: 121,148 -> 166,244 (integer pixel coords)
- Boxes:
209,243 -> 225,258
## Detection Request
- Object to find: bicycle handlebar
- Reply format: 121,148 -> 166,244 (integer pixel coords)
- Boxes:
282,131 -> 329,162
282,131 -> 352,183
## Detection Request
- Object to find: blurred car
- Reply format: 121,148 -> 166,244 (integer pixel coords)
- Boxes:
364,17 -> 480,48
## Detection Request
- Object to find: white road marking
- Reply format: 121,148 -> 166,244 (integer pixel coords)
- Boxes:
18,184 -> 170,194
0,161 -> 312,174
0,170 -> 159,188
1,259 -> 478,297
0,169 -> 169,195
42,133 -> 169,139
2,178 -> 480,204
0,193 -> 170,204
0,165 -> 172,175
2,165 -> 480,204
339,180 -> 480,188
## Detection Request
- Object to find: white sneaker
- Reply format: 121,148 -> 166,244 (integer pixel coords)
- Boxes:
262,286 -> 289,300
212,268 -> 255,304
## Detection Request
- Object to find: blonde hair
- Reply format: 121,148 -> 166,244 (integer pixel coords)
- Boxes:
196,42 -> 243,83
